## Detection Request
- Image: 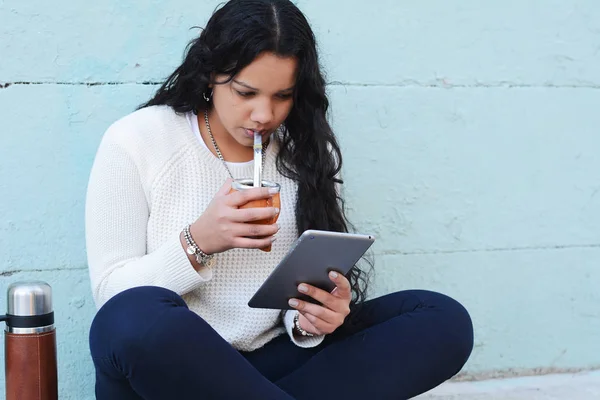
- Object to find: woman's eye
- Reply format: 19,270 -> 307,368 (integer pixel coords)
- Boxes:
277,93 -> 293,100
236,91 -> 255,98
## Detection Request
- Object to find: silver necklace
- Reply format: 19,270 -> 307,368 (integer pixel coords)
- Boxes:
204,109 -> 267,180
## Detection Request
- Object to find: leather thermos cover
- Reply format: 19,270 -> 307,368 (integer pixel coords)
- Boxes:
5,330 -> 58,400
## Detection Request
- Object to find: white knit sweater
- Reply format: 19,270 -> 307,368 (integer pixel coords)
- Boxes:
85,105 -> 324,351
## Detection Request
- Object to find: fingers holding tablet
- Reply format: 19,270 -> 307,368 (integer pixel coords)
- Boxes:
287,271 -> 352,335
329,271 -> 352,300
247,230 -> 375,310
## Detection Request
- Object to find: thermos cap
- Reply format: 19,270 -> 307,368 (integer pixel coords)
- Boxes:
7,281 -> 53,316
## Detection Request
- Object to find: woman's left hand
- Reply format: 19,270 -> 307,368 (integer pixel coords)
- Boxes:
288,271 -> 352,336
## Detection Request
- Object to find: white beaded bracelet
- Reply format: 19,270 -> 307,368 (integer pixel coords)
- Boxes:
183,224 -> 215,268
293,312 -> 315,337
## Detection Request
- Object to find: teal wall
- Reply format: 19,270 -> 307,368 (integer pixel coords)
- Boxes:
1,1 -> 599,397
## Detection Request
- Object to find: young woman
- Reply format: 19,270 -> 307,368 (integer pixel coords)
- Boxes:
86,0 -> 473,398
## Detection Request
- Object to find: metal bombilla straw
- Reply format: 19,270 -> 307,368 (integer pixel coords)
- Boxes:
253,131 -> 262,187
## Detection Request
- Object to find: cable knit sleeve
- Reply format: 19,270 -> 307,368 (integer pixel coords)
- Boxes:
85,132 -> 212,309
283,310 -> 325,348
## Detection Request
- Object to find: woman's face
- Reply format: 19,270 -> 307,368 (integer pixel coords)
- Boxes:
211,52 -> 297,147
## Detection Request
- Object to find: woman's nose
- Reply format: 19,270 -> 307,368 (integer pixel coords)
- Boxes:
250,99 -> 274,125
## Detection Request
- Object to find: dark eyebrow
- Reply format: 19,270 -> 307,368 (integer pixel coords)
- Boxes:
232,79 -> 295,93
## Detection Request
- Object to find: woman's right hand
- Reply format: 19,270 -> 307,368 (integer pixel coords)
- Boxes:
189,179 -> 280,255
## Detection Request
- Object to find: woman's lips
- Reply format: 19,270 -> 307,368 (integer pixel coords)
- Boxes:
244,128 -> 268,138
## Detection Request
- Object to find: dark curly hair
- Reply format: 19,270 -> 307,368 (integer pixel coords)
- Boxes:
139,0 -> 372,310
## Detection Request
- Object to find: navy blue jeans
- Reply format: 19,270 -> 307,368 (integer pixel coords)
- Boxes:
89,286 -> 473,399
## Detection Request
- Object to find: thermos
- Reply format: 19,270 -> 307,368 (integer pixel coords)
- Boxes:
1,281 -> 58,400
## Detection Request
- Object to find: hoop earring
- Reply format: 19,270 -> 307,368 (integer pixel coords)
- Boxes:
203,90 -> 213,102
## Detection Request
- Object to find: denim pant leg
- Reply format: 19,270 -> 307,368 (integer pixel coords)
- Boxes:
272,290 -> 474,399
89,286 -> 294,400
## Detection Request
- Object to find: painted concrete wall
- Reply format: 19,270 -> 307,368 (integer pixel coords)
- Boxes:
1,0 -> 599,397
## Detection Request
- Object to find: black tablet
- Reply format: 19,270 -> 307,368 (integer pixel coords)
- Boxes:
247,229 -> 375,309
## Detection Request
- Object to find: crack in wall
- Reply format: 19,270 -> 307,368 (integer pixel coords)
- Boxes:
0,267 -> 87,277
382,243 -> 600,256
330,81 -> 600,89
0,81 -> 161,88
2,81 -> 600,89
